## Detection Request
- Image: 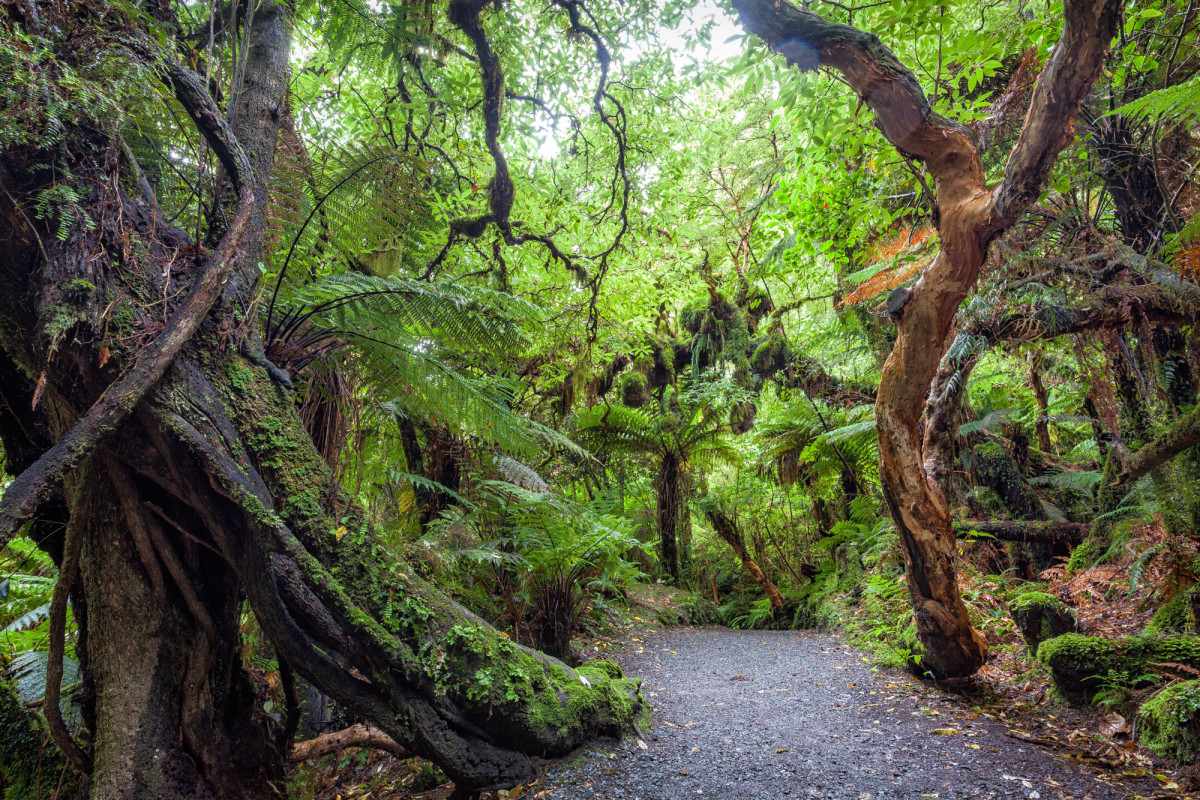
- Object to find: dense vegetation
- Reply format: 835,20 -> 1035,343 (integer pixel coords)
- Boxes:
1,0 -> 1199,796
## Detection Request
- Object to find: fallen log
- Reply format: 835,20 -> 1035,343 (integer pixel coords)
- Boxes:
954,520 -> 1089,545
290,723 -> 410,762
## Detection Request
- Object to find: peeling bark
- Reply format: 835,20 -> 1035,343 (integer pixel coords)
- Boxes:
735,0 -> 1121,677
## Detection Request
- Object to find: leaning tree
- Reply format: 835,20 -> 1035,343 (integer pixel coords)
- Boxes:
0,0 -> 639,797
733,0 -> 1123,677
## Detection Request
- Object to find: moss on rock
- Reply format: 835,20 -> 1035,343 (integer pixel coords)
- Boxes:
1009,591 -> 1077,653
1038,633 -> 1200,705
1138,679 -> 1200,763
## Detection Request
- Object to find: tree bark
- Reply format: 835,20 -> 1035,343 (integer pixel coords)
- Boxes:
289,724 -> 408,762
734,0 -> 1121,678
923,344 -> 979,503
656,453 -> 680,580
704,505 -> 784,612
1028,351 -> 1054,454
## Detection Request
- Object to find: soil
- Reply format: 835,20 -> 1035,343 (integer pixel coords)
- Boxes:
542,627 -> 1178,800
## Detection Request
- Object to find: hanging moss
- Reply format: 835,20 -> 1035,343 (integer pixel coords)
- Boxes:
1038,633 -> 1200,704
620,371 -> 648,408
1009,591 -> 1077,653
679,298 -> 707,335
729,401 -> 757,435
632,354 -> 655,375
1137,679 -> 1200,763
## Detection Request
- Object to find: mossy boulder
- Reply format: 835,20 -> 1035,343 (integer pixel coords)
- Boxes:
1038,633 -> 1200,705
1146,584 -> 1200,636
1009,591 -> 1078,653
1137,679 -> 1200,763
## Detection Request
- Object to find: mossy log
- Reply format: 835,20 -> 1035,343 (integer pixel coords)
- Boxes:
1137,679 -> 1200,763
954,520 -> 1088,545
1038,633 -> 1200,705
1008,591 -> 1077,653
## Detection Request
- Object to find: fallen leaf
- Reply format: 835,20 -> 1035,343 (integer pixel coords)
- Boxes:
931,728 -> 957,735
1099,711 -> 1129,737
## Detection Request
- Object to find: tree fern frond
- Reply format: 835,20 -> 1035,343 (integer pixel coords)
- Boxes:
958,407 -> 1017,436
1112,76 -> 1200,129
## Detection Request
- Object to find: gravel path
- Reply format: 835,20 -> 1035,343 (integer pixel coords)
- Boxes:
544,628 -> 1155,800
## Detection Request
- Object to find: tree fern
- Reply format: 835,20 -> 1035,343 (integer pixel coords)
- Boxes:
1112,75 -> 1200,130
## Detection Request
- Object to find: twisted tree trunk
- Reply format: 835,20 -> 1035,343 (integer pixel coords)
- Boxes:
0,2 -> 639,795
735,0 -> 1122,677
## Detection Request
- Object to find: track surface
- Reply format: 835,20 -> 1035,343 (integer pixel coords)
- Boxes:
544,628 -> 1152,800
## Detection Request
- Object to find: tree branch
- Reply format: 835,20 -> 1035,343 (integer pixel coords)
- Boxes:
289,723 -> 410,762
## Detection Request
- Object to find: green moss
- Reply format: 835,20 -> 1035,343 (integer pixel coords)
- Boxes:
679,298 -> 706,335
212,352 -> 643,751
680,593 -> 720,625
1039,633 -> 1200,705
0,674 -> 69,799
620,371 -> 648,408
750,336 -> 785,373
1147,585 -> 1200,636
632,354 -> 655,375
835,543 -> 864,592
1138,680 -> 1200,763
1009,591 -> 1077,653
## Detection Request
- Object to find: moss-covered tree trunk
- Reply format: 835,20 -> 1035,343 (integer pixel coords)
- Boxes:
0,1 -> 639,795
655,453 -> 681,581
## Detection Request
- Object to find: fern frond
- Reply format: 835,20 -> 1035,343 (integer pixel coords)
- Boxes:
1112,76 -> 1200,129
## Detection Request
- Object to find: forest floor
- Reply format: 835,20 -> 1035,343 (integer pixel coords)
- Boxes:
303,585 -> 1194,800
540,627 -> 1180,800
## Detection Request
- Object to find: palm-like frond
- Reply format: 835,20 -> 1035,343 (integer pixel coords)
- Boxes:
265,142 -> 436,331
1113,76 -> 1200,129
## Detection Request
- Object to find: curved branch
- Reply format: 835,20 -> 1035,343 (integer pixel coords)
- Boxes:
988,1 -> 1125,227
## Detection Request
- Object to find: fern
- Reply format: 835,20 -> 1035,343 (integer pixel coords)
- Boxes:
1030,469 -> 1102,495
957,407 -> 1017,436
1112,75 -> 1200,129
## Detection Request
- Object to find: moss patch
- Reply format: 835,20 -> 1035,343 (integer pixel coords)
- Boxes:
1146,584 -> 1200,636
1009,591 -> 1077,653
1038,633 -> 1200,705
1138,680 -> 1200,763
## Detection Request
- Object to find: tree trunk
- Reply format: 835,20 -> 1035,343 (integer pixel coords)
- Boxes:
1028,351 -> 1054,454
656,453 -> 680,581
0,1 -> 640,794
704,505 -> 784,612
735,0 -> 1121,678
79,458 -> 282,800
923,345 -> 979,503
